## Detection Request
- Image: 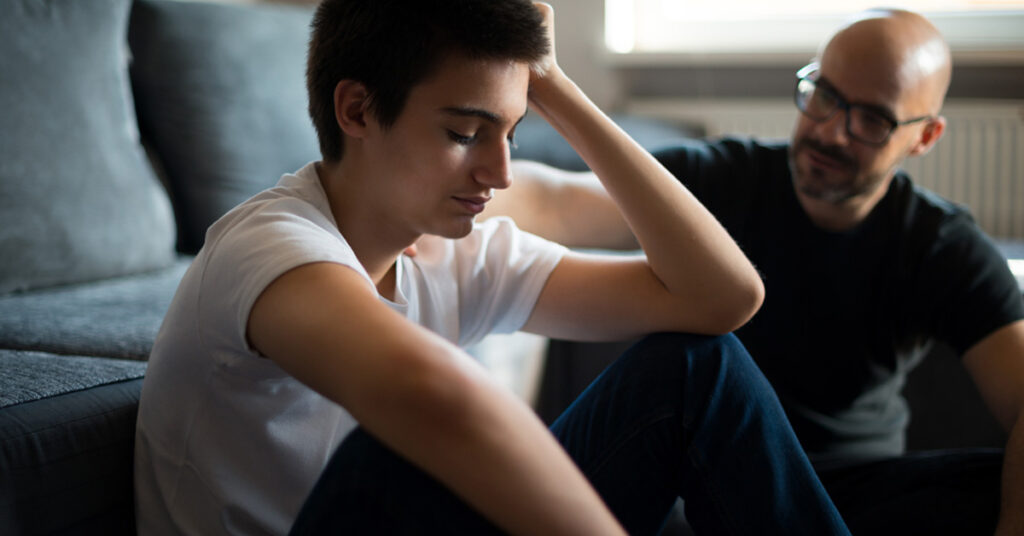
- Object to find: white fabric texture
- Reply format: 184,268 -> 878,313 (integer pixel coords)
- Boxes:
134,162 -> 566,535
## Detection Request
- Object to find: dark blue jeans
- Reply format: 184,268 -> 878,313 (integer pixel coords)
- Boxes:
812,449 -> 1003,535
290,333 -> 850,535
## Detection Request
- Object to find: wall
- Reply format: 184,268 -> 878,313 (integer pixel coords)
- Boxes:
238,1 -> 1023,109
543,0 -> 623,111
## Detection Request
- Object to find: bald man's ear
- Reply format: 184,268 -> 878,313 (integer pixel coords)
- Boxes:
333,80 -> 371,139
909,115 -> 946,156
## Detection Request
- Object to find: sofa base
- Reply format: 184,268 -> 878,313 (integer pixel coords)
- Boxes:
1,351 -> 145,535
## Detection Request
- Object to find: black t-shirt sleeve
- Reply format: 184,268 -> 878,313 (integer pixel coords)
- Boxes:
651,137 -> 788,233
652,137 -> 760,193
650,137 -> 720,194
912,214 -> 1024,356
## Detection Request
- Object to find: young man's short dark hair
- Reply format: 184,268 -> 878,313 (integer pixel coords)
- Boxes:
306,0 -> 549,162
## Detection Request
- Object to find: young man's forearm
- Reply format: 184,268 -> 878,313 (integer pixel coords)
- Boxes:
527,67 -> 763,331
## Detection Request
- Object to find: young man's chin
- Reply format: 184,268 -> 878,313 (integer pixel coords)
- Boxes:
429,219 -> 476,240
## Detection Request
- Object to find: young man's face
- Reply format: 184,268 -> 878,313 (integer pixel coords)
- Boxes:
360,55 -> 530,240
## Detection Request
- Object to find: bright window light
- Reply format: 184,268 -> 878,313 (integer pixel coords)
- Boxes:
605,0 -> 636,53
1010,259 -> 1024,278
606,0 -> 1024,58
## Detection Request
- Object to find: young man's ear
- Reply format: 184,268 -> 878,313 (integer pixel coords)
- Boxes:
333,80 -> 371,138
909,115 -> 946,156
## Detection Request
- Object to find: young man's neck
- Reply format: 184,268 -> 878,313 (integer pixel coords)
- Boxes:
315,159 -> 416,294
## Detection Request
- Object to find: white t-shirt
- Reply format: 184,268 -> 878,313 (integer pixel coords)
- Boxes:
134,162 -> 567,535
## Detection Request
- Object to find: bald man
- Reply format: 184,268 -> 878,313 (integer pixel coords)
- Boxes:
486,9 -> 1024,535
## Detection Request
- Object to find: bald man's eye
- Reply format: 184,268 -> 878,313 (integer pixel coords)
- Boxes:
811,88 -> 838,111
852,110 -> 894,140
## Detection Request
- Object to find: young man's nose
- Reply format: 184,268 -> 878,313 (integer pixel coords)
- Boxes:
473,140 -> 514,190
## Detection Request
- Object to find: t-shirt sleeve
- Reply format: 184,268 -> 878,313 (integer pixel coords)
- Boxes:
453,217 -> 567,348
195,198 -> 371,364
916,218 -> 1024,355
652,137 -> 772,192
651,137 -> 785,234
651,138 -> 720,195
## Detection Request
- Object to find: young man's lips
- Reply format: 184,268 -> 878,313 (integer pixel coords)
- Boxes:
453,195 -> 490,214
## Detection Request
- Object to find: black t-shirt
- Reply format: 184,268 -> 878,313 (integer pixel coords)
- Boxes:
653,137 -> 1024,456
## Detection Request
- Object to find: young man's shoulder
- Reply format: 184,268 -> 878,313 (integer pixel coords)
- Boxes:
184,165 -> 369,337
203,164 -> 329,245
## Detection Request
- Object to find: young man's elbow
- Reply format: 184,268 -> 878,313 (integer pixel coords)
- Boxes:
741,275 -> 766,317
698,278 -> 765,335
727,276 -> 765,330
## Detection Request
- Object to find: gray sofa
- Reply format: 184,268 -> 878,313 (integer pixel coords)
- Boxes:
0,1 -> 688,533
0,0 -> 319,532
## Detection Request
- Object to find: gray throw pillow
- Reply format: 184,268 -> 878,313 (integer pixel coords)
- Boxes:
0,0 -> 176,294
129,0 -> 320,253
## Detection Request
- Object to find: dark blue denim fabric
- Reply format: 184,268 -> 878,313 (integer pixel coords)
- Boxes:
813,449 -> 1002,536
290,333 -> 850,535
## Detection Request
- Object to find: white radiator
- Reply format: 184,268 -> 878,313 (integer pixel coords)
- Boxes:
626,98 -> 1024,239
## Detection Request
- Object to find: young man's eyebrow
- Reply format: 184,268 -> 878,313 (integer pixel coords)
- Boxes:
440,106 -> 527,126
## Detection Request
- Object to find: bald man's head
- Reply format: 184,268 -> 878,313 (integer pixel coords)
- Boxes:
820,9 -> 951,113
787,9 -> 952,229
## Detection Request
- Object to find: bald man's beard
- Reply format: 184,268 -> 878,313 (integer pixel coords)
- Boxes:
788,136 -> 890,204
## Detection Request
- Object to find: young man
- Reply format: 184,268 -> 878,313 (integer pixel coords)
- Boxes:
490,8 -> 1024,535
134,1 -> 851,534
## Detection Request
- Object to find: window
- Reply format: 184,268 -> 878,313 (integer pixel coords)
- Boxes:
605,0 -> 1024,62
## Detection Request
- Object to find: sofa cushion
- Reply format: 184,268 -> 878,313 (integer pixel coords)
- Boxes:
0,350 -> 145,535
0,0 -> 176,295
0,257 -> 190,361
129,0 -> 320,253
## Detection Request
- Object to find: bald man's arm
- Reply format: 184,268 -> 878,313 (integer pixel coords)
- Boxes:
963,320 -> 1024,535
482,160 -> 638,250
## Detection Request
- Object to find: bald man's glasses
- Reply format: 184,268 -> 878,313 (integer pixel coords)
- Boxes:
794,63 -> 933,146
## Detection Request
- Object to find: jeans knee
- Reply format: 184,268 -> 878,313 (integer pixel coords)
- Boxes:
625,332 -> 755,382
633,332 -> 771,401
705,332 -> 761,378
633,331 -> 750,366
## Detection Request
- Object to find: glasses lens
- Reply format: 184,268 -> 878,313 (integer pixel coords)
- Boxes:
796,79 -> 835,121
848,108 -> 895,145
